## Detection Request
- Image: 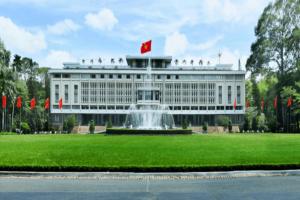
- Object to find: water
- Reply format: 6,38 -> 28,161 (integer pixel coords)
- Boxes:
124,57 -> 175,130
124,104 -> 175,130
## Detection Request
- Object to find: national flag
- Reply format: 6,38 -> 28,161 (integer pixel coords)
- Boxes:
2,95 -> 6,109
58,98 -> 63,110
287,97 -> 293,108
44,97 -> 50,110
273,96 -> 278,110
30,98 -> 36,110
140,40 -> 151,54
233,98 -> 237,110
246,99 -> 250,108
261,97 -> 264,111
16,96 -> 22,109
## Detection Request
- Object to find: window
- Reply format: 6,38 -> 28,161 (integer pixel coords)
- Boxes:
118,74 -> 122,79
126,74 -> 130,79
109,74 -> 113,79
62,74 -> 70,78
218,86 -> 222,104
100,74 -> 105,79
228,86 -> 232,104
137,74 -> 141,79
74,85 -> 78,103
90,74 -> 96,79
167,75 -> 171,79
54,74 -> 61,78
157,75 -> 161,79
237,86 -> 241,104
64,85 -> 68,103
175,75 -> 179,79
55,85 -> 59,103
81,82 -> 89,103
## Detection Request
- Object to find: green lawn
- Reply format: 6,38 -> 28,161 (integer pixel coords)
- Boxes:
0,133 -> 300,171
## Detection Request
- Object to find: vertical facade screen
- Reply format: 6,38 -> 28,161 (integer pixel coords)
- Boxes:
228,86 -> 232,104
218,85 -> 222,104
55,84 -> 59,103
64,85 -> 68,103
74,85 -> 78,103
237,85 -> 241,104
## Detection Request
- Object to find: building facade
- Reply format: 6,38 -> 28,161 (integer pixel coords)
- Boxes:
49,56 -> 246,127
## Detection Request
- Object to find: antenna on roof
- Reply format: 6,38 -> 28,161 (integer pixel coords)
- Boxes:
218,51 -> 222,64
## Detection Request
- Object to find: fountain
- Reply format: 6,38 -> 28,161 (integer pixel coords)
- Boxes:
124,57 -> 175,130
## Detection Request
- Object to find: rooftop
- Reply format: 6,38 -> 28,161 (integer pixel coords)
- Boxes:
62,55 -> 239,71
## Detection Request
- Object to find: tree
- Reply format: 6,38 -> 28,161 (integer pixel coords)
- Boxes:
246,0 -> 300,74
89,120 -> 95,134
216,115 -> 229,131
181,118 -> 188,129
63,115 -> 76,133
246,0 -> 300,131
228,120 -> 232,133
202,122 -> 208,133
106,115 -> 113,128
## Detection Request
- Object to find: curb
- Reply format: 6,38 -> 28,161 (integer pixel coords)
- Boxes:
1,170 -> 300,180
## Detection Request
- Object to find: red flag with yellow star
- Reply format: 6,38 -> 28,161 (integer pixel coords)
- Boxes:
140,40 -> 151,54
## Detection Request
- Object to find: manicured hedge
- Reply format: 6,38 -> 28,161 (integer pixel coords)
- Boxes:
106,128 -> 192,135
1,164 -> 300,172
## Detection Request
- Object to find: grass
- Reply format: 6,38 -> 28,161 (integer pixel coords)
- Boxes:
0,133 -> 300,171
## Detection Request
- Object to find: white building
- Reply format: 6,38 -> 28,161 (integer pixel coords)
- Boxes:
49,56 -> 245,126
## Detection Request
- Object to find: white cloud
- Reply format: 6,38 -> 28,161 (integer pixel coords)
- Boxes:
0,16 -> 47,54
164,32 -> 188,56
85,8 -> 118,31
42,50 -> 76,68
164,32 -> 222,56
202,0 -> 270,23
47,19 -> 80,35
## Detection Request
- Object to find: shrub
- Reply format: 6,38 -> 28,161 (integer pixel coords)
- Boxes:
228,120 -> 232,133
216,115 -> 229,131
106,116 -> 113,129
89,120 -> 95,134
63,115 -> 76,133
182,118 -> 188,129
202,122 -> 208,133
252,117 -> 258,131
21,122 -> 31,134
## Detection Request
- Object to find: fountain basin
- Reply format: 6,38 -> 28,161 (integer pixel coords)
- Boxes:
106,128 -> 192,135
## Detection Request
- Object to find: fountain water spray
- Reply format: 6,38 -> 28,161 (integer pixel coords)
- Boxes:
124,57 -> 175,130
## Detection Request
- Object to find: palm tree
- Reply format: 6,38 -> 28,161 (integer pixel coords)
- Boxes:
82,59 -> 85,64
90,59 -> 94,64
207,61 -> 210,65
98,58 -> 102,64
190,60 -> 194,66
182,59 -> 186,65
12,54 -> 22,73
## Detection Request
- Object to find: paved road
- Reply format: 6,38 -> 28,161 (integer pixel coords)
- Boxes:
0,172 -> 300,199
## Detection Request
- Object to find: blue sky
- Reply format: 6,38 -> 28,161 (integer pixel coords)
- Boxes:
0,0 -> 271,69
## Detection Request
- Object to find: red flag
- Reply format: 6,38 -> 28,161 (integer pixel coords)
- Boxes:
273,96 -> 278,110
2,95 -> 6,109
30,98 -> 36,110
16,96 -> 22,109
58,98 -> 63,110
233,98 -> 237,110
140,40 -> 151,54
44,97 -> 50,110
261,97 -> 264,111
287,97 -> 293,108
246,99 -> 250,108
